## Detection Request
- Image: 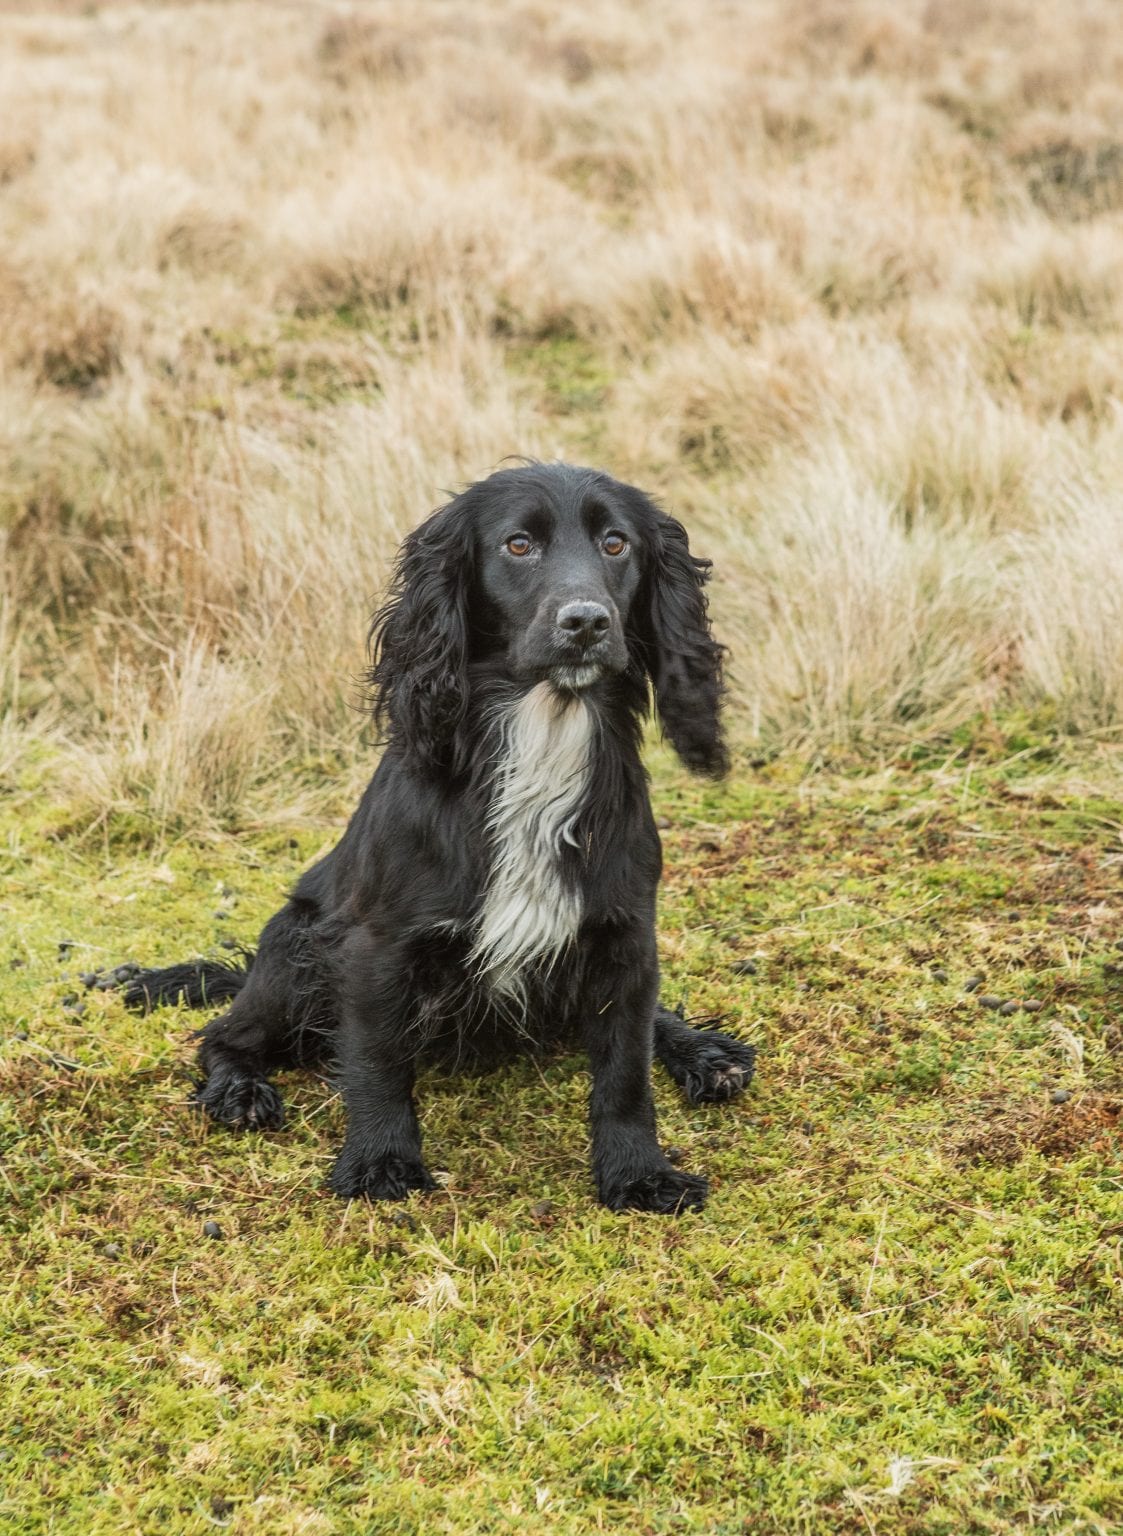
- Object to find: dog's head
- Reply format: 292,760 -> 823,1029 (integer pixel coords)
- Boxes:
369,462 -> 727,776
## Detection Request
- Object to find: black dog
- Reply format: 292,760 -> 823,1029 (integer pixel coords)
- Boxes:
127,463 -> 755,1213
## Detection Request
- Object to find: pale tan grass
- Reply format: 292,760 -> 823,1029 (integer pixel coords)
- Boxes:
608,322 -> 826,476
833,345 -> 1061,531
706,450 -> 1003,750
1013,474 -> 1123,732
3,0 -> 1123,826
62,636 -> 279,834
0,578 -> 52,787
976,221 -> 1123,329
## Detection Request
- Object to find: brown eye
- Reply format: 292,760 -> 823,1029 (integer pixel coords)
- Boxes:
603,532 -> 628,557
505,534 -> 532,557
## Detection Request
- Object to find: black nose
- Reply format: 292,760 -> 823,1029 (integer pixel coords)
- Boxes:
556,601 -> 611,650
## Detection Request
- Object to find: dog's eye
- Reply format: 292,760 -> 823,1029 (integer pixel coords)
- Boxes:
602,532 -> 628,557
505,534 -> 533,557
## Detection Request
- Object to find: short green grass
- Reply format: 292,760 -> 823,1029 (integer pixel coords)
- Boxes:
2,751 -> 1122,1536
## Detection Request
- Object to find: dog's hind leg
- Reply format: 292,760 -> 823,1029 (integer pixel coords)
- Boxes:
654,1006 -> 755,1105
193,902 -> 336,1132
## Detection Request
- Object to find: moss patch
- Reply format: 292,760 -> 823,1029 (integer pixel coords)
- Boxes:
2,758 -> 1122,1534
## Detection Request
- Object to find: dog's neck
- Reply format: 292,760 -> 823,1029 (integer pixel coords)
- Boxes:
469,682 -> 594,1000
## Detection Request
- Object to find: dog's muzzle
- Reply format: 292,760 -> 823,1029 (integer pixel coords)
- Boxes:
550,601 -> 616,689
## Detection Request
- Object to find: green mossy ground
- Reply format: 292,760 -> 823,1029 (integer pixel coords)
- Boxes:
2,752 -> 1121,1535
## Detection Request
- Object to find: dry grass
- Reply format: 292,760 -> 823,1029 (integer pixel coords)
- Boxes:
4,0 -> 1123,827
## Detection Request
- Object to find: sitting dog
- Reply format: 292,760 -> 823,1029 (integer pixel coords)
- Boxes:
127,462 -> 755,1213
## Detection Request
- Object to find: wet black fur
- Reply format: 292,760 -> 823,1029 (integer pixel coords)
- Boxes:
125,463 -> 754,1213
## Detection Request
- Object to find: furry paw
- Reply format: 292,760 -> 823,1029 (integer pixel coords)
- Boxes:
670,1031 -> 756,1105
192,1069 -> 285,1131
329,1146 -> 438,1202
599,1166 -> 709,1215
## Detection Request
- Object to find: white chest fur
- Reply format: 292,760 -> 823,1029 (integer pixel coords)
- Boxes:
469,683 -> 593,1000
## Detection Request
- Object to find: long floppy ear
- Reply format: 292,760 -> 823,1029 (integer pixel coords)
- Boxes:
368,495 -> 474,771
641,511 -> 728,777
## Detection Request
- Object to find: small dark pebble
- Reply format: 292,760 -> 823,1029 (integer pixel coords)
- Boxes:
288,837 -> 300,848
998,1000 -> 1020,1016
530,1200 -> 556,1219
801,1120 -> 815,1135
57,941 -> 76,957
95,978 -> 118,991
202,1221 -> 223,1240
13,1030 -> 28,1042
664,1147 -> 685,1166
977,994 -> 1004,1010
101,1243 -> 122,1260
218,937 -> 238,951
214,911 -> 228,921
1021,999 -> 1044,1013
1050,1088 -> 1071,1105
1007,911 -> 1021,921
964,976 -> 985,993
390,1210 -> 418,1230
730,959 -> 758,977
210,1496 -> 234,1520
79,972 -> 100,989
61,993 -> 78,1007
111,963 -> 140,981
930,968 -> 949,983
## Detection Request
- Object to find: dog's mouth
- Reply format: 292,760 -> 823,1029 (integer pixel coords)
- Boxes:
519,626 -> 627,691
550,662 -> 604,692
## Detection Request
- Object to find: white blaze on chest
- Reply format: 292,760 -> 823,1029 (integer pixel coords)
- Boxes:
470,683 -> 593,999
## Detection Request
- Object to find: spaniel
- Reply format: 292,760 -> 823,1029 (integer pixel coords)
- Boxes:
127,463 -> 755,1213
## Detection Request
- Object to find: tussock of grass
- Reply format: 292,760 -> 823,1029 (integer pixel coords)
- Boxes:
716,457 -> 997,747
3,759 -> 1122,1534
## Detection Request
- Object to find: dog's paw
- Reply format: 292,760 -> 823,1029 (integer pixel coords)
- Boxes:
599,1166 -> 709,1215
192,1070 -> 285,1131
678,1032 -> 756,1105
329,1146 -> 438,1202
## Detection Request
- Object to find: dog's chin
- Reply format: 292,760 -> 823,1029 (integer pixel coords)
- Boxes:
549,662 -> 605,693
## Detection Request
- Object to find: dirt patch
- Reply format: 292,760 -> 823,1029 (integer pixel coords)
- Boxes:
953,1090 -> 1122,1166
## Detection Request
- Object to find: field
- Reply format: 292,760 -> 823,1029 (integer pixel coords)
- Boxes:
2,1 -> 1122,1532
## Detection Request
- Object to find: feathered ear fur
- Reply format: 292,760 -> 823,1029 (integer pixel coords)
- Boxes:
639,510 -> 728,777
368,495 -> 474,771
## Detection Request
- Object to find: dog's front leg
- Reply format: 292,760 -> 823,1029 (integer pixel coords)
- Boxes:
329,931 -> 437,1203
586,949 -> 708,1215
